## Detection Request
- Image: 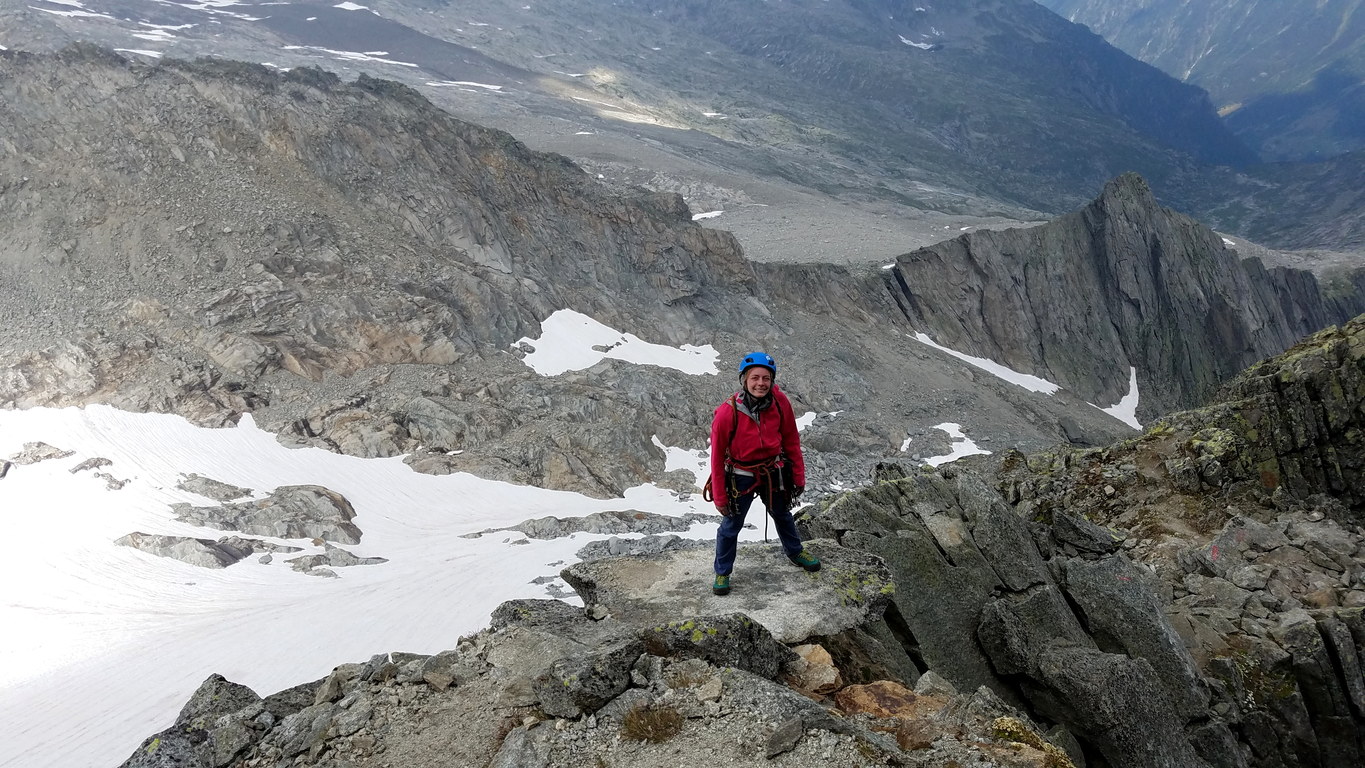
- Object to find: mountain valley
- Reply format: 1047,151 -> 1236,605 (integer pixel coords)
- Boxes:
3,0 -> 1364,254
1,2 -> 1364,767
1039,0 -> 1365,162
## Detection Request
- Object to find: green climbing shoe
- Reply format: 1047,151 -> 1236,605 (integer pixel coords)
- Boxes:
712,573 -> 731,595
788,550 -> 821,572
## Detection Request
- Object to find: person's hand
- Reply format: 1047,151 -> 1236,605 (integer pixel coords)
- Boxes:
792,486 -> 804,500
715,502 -> 730,516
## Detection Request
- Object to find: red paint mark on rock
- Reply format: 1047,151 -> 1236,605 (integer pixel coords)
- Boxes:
1210,544 -> 1220,561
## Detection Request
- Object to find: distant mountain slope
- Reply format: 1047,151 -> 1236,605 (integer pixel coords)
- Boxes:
0,0 -> 1251,216
402,0 -> 1256,211
1038,0 -> 1365,161
5,0 -> 1362,253
1170,150 -> 1365,252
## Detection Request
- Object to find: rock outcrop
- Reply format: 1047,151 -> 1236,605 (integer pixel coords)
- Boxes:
802,464 -> 1218,767
115,533 -> 302,569
176,474 -> 253,503
988,313 -> 1365,767
170,485 -> 362,545
801,312 -> 1365,768
7,441 -> 73,465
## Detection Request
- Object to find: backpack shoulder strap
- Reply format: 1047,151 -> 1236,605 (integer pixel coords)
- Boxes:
727,393 -> 740,454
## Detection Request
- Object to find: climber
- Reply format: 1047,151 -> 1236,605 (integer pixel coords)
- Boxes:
707,351 -> 820,596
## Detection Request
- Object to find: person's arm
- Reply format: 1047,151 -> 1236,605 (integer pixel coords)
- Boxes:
778,390 -> 806,490
709,401 -> 732,511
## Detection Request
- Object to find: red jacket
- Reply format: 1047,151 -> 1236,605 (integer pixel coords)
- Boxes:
709,384 -> 806,508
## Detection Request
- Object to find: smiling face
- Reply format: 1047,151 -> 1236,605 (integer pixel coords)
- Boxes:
742,366 -> 773,397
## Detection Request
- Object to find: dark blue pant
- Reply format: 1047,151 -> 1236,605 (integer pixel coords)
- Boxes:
714,474 -> 804,575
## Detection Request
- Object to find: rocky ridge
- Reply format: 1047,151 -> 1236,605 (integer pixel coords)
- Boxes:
119,549 -> 1077,768
120,315 -> 1365,766
888,173 -> 1365,420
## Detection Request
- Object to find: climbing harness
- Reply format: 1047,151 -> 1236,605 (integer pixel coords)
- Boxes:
701,392 -> 792,542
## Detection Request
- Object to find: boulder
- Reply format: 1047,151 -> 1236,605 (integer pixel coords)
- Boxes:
533,636 -> 645,717
1053,510 -> 1120,554
1032,646 -> 1205,768
1061,555 -> 1211,719
120,674 -> 264,768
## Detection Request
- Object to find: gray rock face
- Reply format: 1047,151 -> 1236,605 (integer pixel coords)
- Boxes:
887,174 -> 1365,420
804,465 -> 1216,766
171,484 -> 361,544
1033,646 -> 1206,768
1061,556 -> 1211,720
977,584 -> 1096,677
562,539 -> 894,644
642,613 -> 799,680
804,471 -> 1030,705
176,474 -> 252,502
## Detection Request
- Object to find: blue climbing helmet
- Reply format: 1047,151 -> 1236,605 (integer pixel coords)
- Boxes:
738,351 -> 777,379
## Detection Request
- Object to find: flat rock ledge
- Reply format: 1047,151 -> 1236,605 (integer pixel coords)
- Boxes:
562,539 -> 894,644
